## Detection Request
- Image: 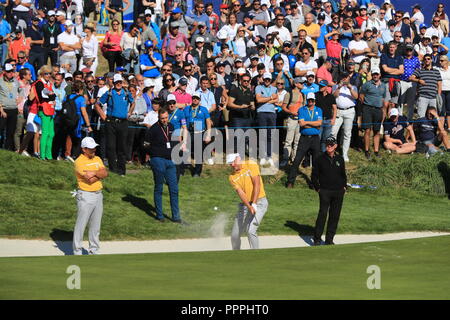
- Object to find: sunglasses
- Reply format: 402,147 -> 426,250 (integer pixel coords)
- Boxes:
162,68 -> 171,71
112,23 -> 119,26
209,77 -> 217,80
184,69 -> 192,72
192,97 -> 201,100
440,60 -> 446,62
302,52 -> 310,55
276,82 -> 284,85
86,80 -> 94,83
433,20 -> 440,22
241,79 -> 250,82
233,4 -> 241,6
166,78 -> 174,81
43,72 -> 51,75
424,58 -> 432,60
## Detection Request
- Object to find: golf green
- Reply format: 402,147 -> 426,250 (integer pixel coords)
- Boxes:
1,236 -> 449,300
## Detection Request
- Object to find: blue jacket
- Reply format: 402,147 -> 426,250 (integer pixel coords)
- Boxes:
140,52 -> 162,78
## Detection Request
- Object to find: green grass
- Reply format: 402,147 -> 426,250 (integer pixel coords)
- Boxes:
1,236 -> 449,299
1,149 -> 450,240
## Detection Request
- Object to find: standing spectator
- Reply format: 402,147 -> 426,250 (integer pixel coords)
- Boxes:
80,24 -> 99,76
102,19 -> 124,73
294,47 -> 317,77
190,21 -> 215,52
414,35 -> 432,61
97,74 -> 134,176
140,40 -> 163,79
196,76 -> 216,113
298,13 -> 320,55
41,10 -> 61,67
9,27 -> 30,61
105,0 -> 130,27
439,55 -> 450,129
144,108 -> 182,223
359,67 -> 388,160
120,24 -> 141,75
410,54 -> 443,118
205,3 -> 219,36
267,14 -> 292,48
73,137 -> 108,255
58,21 -> 81,73
126,84 -> 147,164
0,11 -> 10,67
383,108 -> 417,154
400,43 -> 421,120
311,136 -> 347,246
316,80 -> 337,153
426,16 -> 445,43
286,3 -> 304,43
12,0 -> 31,29
255,72 -> 277,166
348,29 -> 370,66
51,72 -> 68,160
380,41 -> 404,110
187,1 -> 210,32
0,63 -> 21,151
249,0 -> 269,39
316,57 -> 336,94
14,67 -> 31,152
158,73 -> 177,102
355,5 -> 368,28
411,4 -> 425,33
190,36 -> 211,75
227,153 -> 269,250
25,17 -> 45,73
168,7 -> 198,38
162,22 -> 190,63
16,51 -> 36,81
286,92 -> 322,188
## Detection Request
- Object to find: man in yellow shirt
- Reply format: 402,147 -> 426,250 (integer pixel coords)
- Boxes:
73,137 -> 108,255
227,153 -> 269,250
298,13 -> 320,54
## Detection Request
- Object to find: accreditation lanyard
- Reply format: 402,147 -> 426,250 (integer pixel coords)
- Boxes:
169,110 -> 177,123
159,123 -> 171,149
307,107 -> 315,121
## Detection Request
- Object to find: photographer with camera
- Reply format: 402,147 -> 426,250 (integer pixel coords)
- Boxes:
120,24 -> 141,75
267,15 -> 292,48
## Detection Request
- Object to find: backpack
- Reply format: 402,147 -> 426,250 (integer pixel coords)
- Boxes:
61,95 -> 81,130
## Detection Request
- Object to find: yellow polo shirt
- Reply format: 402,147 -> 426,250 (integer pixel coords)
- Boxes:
229,160 -> 266,201
298,23 -> 320,52
74,154 -> 105,192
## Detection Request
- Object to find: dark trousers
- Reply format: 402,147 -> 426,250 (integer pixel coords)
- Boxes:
314,189 -> 345,243
93,123 -> 107,160
126,125 -> 146,163
257,112 -> 277,157
29,50 -> 46,73
229,117 -> 253,155
3,109 -> 18,151
104,51 -> 123,73
52,115 -> 81,159
190,131 -> 205,176
105,118 -> 128,175
287,135 -> 320,184
45,48 -> 58,66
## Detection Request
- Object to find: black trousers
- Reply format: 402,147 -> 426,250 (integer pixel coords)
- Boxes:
45,48 -> 58,66
287,135 -> 320,184
126,125 -> 146,163
314,189 -> 345,243
93,123 -> 107,160
105,118 -> 128,175
3,109 -> 18,151
104,51 -> 123,73
189,131 -> 206,176
29,50 -> 46,73
52,114 -> 81,159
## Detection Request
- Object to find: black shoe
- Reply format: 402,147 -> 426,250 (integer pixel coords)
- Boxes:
173,219 -> 189,226
365,151 -> 371,160
156,217 -> 166,223
324,241 -> 335,245
374,152 -> 381,158
313,240 -> 321,246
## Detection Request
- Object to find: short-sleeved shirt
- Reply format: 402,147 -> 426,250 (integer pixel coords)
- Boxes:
99,89 -> 133,119
348,40 -> 369,64
315,92 -> 336,120
360,80 -> 388,108
384,116 -> 409,143
255,84 -> 277,113
412,68 -> 443,99
380,53 -> 404,80
196,89 -> 215,112
332,84 -> 358,109
184,105 -> 210,132
298,105 -> 323,136
228,85 -> 254,119
57,32 -> 79,57
316,66 -> 333,94
75,154 -> 105,192
401,56 -> 421,81
229,160 -> 266,201
416,117 -> 438,142
169,109 -> 187,136
301,83 -> 319,97
25,27 -> 45,53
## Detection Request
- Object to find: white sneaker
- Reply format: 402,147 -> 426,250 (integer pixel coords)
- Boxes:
65,156 -> 75,163
207,158 -> 214,165
260,158 -> 267,166
57,156 -> 64,161
267,158 -> 275,167
343,156 -> 349,163
21,151 -> 30,157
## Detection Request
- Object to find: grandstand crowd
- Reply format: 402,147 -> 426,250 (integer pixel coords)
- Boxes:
0,0 -> 449,180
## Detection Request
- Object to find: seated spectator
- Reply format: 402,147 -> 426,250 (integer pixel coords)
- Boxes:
415,106 -> 450,155
383,108 -> 417,154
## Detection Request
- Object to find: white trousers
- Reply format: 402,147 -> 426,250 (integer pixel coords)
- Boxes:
331,108 -> 355,159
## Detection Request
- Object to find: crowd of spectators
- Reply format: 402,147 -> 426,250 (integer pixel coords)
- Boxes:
0,0 -> 449,180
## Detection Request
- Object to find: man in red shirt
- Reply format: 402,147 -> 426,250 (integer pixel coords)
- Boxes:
355,5 -> 368,28
316,57 -> 336,94
205,3 -> 219,35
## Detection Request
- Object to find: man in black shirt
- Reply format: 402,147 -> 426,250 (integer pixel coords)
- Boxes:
144,108 -> 182,223
315,80 -> 337,152
311,136 -> 347,246
383,108 -> 416,154
415,106 -> 450,155
41,10 -> 62,66
26,17 -> 46,72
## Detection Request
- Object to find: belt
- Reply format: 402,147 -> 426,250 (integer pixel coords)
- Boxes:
338,106 -> 354,110
364,104 -> 381,109
78,189 -> 102,194
301,135 -> 319,138
106,116 -> 127,123
289,115 -> 299,120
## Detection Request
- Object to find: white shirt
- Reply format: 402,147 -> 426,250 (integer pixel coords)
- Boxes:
294,59 -> 318,73
142,110 -> 158,127
332,85 -> 358,109
82,36 -> 98,59
234,37 -> 247,58
58,32 -> 80,57
266,25 -> 292,47
414,43 -> 432,57
439,67 -> 450,92
348,40 -> 369,64
176,76 -> 198,96
120,32 -> 142,51
13,0 -> 31,12
218,24 -> 242,41
411,11 -> 424,33
425,26 -> 444,43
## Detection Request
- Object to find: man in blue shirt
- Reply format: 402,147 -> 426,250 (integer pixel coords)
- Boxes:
301,71 -> 320,96
255,72 -> 278,166
167,98 -> 188,180
97,74 -> 135,176
286,92 -> 323,188
184,92 -> 212,177
140,40 -> 162,79
380,41 -> 404,108
400,43 -> 421,120
186,2 -> 210,32
16,51 -> 36,81
0,11 -> 11,67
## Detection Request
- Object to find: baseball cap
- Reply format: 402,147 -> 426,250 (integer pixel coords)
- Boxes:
419,23 -> 428,29
115,66 -> 126,72
261,0 -> 269,6
32,16 -> 40,22
294,77 -> 305,84
179,77 -> 188,86
245,12 -> 255,19
371,67 -> 381,74
389,108 -> 399,117
4,63 -> 14,72
144,9 -> 152,15
388,20 -> 396,27
64,73 -> 73,79
81,137 -> 99,149
283,41 -> 292,47
172,7 -> 182,14
56,10 -> 66,17
345,5 -> 353,11
353,28 -> 362,34
113,74 -> 123,83
64,20 -> 73,27
144,78 -> 154,88
317,13 -> 326,20
166,94 -> 176,102
403,12 -> 410,19
263,72 -> 272,80
306,71 -> 315,77
220,4 -> 229,9
359,5 -> 367,9
195,36 -> 205,43
235,57 -> 243,63
306,92 -> 316,100
47,10 -> 56,16
412,4 -> 421,9
405,43 -> 414,50
325,136 -> 337,146
192,92 -> 201,99
318,80 -> 329,87
226,153 -> 240,164
250,55 -> 259,60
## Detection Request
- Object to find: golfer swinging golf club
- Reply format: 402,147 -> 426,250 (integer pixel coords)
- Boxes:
227,153 -> 269,250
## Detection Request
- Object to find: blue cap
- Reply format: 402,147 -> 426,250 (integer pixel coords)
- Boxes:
172,7 -> 182,14
419,23 -> 428,29
115,66 -> 126,72
0,11 -> 4,17
144,40 -> 153,48
318,80 -> 329,87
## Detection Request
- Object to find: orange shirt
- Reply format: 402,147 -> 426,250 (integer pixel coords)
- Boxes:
9,37 -> 31,60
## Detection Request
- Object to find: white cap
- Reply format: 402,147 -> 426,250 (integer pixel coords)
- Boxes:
263,72 -> 272,80
56,10 -> 66,17
64,20 -> 73,27
217,29 -> 228,40
306,71 -> 315,77
195,36 -> 205,43
144,78 -> 154,88
360,5 -> 367,9
144,9 -> 152,15
47,10 -> 56,16
64,73 -> 73,79
384,0 -> 391,4
237,68 -> 246,75
113,74 -> 123,82
226,153 -> 241,164
81,137 -> 99,149
403,12 -> 410,18
166,94 -> 176,102
371,67 -> 381,74
389,108 -> 399,117
4,63 -> 14,72
306,92 -> 316,100
261,0 -> 270,6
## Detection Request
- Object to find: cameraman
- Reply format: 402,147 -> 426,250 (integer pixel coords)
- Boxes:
120,24 -> 141,74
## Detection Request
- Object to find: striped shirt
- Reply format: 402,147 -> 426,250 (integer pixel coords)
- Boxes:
412,67 -> 442,99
